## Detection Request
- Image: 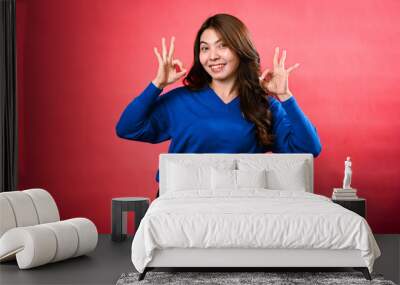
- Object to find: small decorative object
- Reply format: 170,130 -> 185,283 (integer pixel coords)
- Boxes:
332,156 -> 358,200
342,156 -> 352,189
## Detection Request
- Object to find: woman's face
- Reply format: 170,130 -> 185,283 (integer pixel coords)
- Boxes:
199,28 -> 240,83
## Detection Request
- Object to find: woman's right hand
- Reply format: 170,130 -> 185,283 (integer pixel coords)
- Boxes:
152,37 -> 187,89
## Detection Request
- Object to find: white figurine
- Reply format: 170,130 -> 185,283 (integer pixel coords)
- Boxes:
342,156 -> 352,189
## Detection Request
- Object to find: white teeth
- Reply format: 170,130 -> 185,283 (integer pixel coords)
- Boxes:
210,64 -> 225,72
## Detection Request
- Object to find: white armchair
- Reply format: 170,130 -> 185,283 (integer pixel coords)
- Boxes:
0,188 -> 98,269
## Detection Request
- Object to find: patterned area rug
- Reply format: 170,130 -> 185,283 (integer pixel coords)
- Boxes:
116,271 -> 396,285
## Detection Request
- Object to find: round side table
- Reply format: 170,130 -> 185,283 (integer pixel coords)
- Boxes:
111,197 -> 150,242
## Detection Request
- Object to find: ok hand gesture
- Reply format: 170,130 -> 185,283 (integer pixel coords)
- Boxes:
152,37 -> 187,89
259,47 -> 300,101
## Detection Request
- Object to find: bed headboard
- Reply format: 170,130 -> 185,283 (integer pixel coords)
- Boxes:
159,153 -> 314,195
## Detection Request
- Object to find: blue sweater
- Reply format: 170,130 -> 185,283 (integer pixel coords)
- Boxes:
116,82 -> 322,181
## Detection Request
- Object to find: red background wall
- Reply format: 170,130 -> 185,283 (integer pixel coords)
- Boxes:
16,0 -> 400,234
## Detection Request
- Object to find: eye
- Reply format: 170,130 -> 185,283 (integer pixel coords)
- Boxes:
219,43 -> 227,48
200,46 -> 208,52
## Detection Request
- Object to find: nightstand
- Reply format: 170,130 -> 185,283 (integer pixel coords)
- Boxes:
332,198 -> 366,218
111,197 -> 150,242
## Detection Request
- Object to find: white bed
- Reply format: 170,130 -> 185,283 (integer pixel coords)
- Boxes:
131,154 -> 380,281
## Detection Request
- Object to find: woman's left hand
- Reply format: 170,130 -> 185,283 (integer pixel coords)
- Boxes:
259,47 -> 300,101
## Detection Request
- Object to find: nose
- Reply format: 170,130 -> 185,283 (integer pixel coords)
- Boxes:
209,47 -> 220,61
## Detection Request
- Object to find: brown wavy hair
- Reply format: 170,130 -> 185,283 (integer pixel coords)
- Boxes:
183,13 -> 274,147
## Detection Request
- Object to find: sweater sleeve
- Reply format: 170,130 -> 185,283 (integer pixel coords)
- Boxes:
269,96 -> 322,157
115,82 -> 171,143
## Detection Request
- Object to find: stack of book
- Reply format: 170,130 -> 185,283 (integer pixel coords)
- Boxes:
332,188 -> 358,200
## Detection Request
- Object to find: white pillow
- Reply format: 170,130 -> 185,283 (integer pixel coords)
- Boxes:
166,159 -> 235,192
237,159 -> 308,191
167,162 -> 210,191
211,168 -> 236,190
211,168 -> 267,190
237,169 -> 267,188
266,167 -> 307,191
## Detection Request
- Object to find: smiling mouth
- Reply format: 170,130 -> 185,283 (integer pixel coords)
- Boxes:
209,64 -> 226,72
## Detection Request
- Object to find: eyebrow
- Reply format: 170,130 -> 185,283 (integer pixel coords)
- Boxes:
200,39 -> 223,45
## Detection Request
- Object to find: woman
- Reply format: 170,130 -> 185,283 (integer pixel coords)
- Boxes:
116,14 -> 322,196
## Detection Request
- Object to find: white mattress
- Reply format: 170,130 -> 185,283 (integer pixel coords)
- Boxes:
131,190 -> 381,273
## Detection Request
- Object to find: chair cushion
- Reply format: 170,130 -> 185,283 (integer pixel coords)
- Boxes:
0,189 -> 60,239
0,191 -> 39,228
0,196 -> 17,237
0,218 -> 97,269
23,189 -> 60,224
